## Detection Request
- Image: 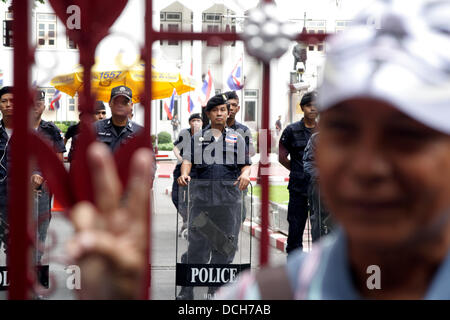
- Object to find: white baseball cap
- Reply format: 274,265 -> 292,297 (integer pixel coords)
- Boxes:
318,0 -> 450,135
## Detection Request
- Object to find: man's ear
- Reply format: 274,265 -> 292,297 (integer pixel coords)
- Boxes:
206,111 -> 211,120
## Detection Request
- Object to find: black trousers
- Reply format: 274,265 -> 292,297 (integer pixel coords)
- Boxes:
308,182 -> 333,242
286,190 -> 309,255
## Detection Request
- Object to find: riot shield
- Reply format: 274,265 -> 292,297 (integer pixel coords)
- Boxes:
0,188 -> 52,299
175,179 -> 252,300
308,181 -> 334,243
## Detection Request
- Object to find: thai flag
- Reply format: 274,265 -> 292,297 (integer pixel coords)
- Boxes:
225,133 -> 238,144
164,88 -> 176,120
227,58 -> 244,91
50,89 -> 61,110
199,68 -> 215,106
187,95 -> 195,113
187,60 -> 196,113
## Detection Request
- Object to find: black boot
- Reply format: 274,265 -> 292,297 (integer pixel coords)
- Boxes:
206,286 -> 218,300
176,286 -> 194,300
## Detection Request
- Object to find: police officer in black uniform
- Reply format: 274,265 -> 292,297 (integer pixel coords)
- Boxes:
224,91 -> 255,157
176,93 -> 251,300
0,86 -> 13,255
95,86 -> 142,152
172,113 -> 203,234
279,91 -> 318,255
32,89 -> 66,273
65,101 -> 106,164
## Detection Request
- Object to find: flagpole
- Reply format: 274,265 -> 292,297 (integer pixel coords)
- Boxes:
241,53 -> 244,124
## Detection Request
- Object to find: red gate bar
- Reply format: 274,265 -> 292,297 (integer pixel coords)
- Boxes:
4,0 -> 332,299
9,0 -> 32,300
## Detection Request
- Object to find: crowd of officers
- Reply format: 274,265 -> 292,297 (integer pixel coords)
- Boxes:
0,85 -> 148,289
0,82 -> 329,297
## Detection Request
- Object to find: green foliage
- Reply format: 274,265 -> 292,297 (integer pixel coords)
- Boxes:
157,142 -> 174,151
252,185 -> 289,205
54,121 -> 76,134
157,131 -> 172,144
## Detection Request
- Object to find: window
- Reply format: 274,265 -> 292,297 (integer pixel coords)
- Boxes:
244,101 -> 256,122
244,90 -> 258,122
3,20 -> 12,47
166,12 -> 181,21
335,20 -> 352,33
306,20 -> 326,53
206,24 -> 220,46
167,24 -> 179,46
68,97 -> 76,111
67,35 -> 77,49
36,13 -> 57,48
41,87 -> 56,109
231,25 -> 236,46
160,24 -> 163,45
203,13 -> 222,22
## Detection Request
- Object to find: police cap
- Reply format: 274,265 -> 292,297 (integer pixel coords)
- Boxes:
110,86 -> 132,102
205,93 -> 228,112
95,100 -> 106,111
0,86 -> 13,99
188,113 -> 202,122
224,91 -> 239,101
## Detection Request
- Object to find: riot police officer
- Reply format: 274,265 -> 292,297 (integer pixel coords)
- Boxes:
95,86 -> 142,152
32,89 -> 66,278
172,113 -> 202,234
224,91 -> 255,157
279,91 -> 318,255
176,93 -> 251,300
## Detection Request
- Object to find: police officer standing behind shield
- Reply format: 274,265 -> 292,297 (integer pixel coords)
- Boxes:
176,93 -> 251,300
279,91 -> 318,256
32,89 -> 66,280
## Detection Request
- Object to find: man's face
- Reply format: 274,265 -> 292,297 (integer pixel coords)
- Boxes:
301,102 -> 318,121
206,104 -> 229,127
0,93 -> 13,117
109,95 -> 133,118
227,99 -> 240,120
189,118 -> 202,133
317,98 -> 450,248
33,99 -> 45,119
95,110 -> 106,121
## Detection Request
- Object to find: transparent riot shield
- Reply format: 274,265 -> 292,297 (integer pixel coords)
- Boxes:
308,181 -> 334,244
175,179 -> 252,300
0,187 -> 53,299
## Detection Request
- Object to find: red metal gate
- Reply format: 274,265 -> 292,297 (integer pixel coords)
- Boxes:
7,0 -> 328,299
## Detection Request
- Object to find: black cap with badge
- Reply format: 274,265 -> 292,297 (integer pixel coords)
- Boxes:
110,86 -> 132,102
205,93 -> 228,112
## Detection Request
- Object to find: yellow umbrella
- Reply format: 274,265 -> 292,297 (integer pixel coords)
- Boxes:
50,62 -> 196,103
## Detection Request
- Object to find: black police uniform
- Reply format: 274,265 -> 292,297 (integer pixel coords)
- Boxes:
279,118 -> 316,254
0,121 -> 10,252
95,117 -> 142,152
35,120 -> 66,263
177,126 -> 251,298
65,122 -> 79,163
